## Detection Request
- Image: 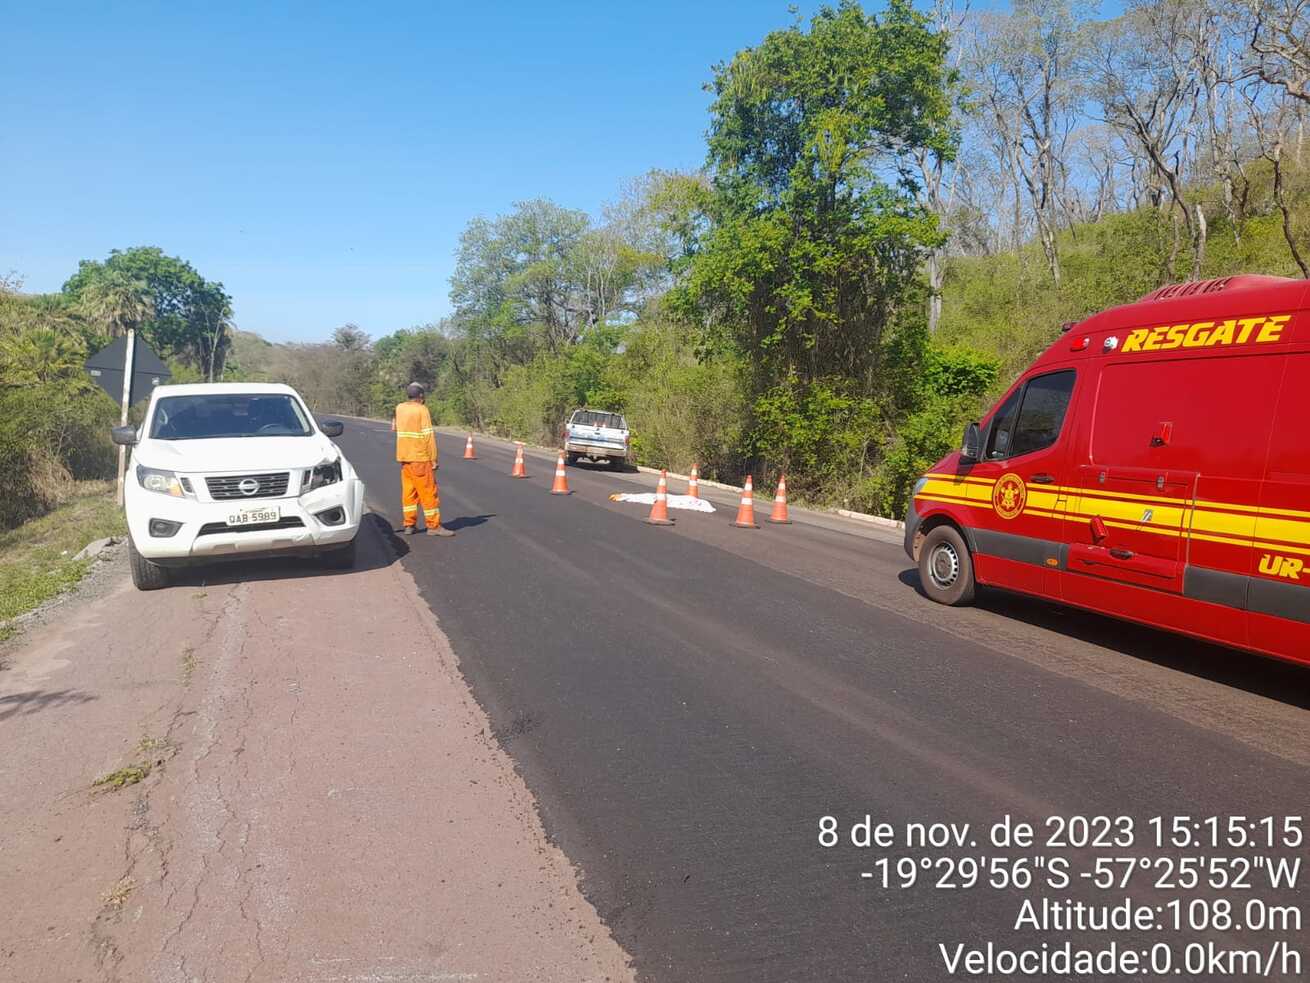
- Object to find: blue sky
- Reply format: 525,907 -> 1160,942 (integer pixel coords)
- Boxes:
2,1 -> 1101,342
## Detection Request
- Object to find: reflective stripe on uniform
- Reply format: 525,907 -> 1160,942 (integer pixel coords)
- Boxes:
394,401 -> 438,463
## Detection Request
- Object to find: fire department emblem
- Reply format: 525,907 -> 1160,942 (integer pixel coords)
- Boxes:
992,473 -> 1027,520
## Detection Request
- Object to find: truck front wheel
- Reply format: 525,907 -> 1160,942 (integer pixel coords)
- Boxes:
917,525 -> 975,606
128,536 -> 173,591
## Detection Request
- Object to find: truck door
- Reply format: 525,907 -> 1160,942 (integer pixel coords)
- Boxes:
1066,465 -> 1196,594
967,368 -> 1078,597
1064,359 -> 1201,596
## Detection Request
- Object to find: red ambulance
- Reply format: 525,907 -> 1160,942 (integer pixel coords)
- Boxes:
905,275 -> 1310,667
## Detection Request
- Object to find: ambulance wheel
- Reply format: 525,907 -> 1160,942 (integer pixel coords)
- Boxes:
128,536 -> 172,591
918,525 -> 975,606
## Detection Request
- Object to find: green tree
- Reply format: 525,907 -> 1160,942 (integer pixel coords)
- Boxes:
63,247 -> 233,380
0,280 -> 117,528
329,323 -> 373,416
450,200 -> 592,358
682,0 -> 957,389
75,271 -> 155,340
0,328 -> 86,385
332,323 -> 370,352
673,0 -> 959,493
368,326 -> 457,417
448,194 -> 675,389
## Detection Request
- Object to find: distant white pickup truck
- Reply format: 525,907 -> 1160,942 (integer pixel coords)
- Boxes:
562,408 -> 631,470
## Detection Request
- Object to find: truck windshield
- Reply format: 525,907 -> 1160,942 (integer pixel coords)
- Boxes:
149,394 -> 313,440
572,410 -> 625,429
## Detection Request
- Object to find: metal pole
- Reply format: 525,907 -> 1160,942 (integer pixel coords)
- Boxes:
115,328 -> 136,506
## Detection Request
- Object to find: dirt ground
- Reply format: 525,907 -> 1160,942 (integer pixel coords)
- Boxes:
0,517 -> 633,983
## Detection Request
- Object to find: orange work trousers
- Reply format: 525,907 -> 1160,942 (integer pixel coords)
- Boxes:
400,462 -> 440,528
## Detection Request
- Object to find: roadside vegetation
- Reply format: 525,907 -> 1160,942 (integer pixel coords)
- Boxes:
1,247 -> 234,531
1,245 -> 229,626
4,1 -> 1308,535
0,481 -> 126,637
91,764 -> 150,792
235,0 -> 1309,518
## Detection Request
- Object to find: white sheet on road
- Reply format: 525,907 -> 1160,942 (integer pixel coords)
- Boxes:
608,493 -> 715,512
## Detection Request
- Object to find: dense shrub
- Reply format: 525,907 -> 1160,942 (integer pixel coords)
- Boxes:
610,321 -> 747,479
0,384 -> 117,529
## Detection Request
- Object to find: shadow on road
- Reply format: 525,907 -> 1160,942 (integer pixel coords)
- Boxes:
898,567 -> 1310,707
444,514 -> 495,531
0,689 -> 97,723
169,512 -> 407,589
567,458 -> 636,474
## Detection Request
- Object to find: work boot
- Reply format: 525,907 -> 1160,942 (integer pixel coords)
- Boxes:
426,526 -> 455,538
402,525 -> 417,536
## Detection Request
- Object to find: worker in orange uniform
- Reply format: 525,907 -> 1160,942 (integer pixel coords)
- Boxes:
392,383 -> 454,537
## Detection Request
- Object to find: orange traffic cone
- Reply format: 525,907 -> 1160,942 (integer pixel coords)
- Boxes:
731,475 -> 760,529
511,443 -> 528,478
463,434 -> 477,459
687,463 -> 700,499
550,451 -> 572,495
767,474 -> 792,524
646,469 -> 675,525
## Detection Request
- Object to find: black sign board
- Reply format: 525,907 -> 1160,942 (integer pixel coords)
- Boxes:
85,335 -> 171,405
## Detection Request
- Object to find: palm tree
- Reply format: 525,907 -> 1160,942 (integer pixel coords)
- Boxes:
0,327 -> 83,384
77,272 -> 154,338
26,293 -> 82,336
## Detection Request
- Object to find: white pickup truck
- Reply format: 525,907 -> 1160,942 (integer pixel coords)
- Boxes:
112,382 -> 365,590
562,408 -> 631,470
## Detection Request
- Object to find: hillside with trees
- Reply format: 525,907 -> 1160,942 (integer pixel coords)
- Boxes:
243,0 -> 1306,517
3,0 -> 1307,530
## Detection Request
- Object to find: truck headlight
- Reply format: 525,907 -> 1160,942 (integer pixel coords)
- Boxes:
136,465 -> 189,498
303,459 -> 342,492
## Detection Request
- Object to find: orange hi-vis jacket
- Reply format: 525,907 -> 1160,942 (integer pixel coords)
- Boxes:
394,401 -> 437,463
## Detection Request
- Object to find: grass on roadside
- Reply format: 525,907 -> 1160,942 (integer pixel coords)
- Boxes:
103,877 -> 136,907
92,764 -> 151,790
0,480 -> 126,631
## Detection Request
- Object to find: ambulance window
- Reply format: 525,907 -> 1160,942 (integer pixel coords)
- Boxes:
985,387 -> 1023,459
1010,370 -> 1076,457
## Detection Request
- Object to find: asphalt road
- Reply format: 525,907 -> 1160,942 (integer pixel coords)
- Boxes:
336,422 -> 1310,983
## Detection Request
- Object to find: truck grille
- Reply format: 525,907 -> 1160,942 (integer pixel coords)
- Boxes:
205,472 -> 290,500
197,517 -> 305,536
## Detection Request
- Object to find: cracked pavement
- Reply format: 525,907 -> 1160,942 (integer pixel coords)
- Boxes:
0,524 -> 633,982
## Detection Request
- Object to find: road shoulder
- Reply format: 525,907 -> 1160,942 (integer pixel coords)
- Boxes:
0,516 -> 633,982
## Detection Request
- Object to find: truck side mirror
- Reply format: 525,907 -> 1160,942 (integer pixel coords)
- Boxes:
321,420 -> 344,437
111,425 -> 137,446
961,422 -> 982,464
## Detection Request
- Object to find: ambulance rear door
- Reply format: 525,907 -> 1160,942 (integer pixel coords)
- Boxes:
1249,350 -> 1310,655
